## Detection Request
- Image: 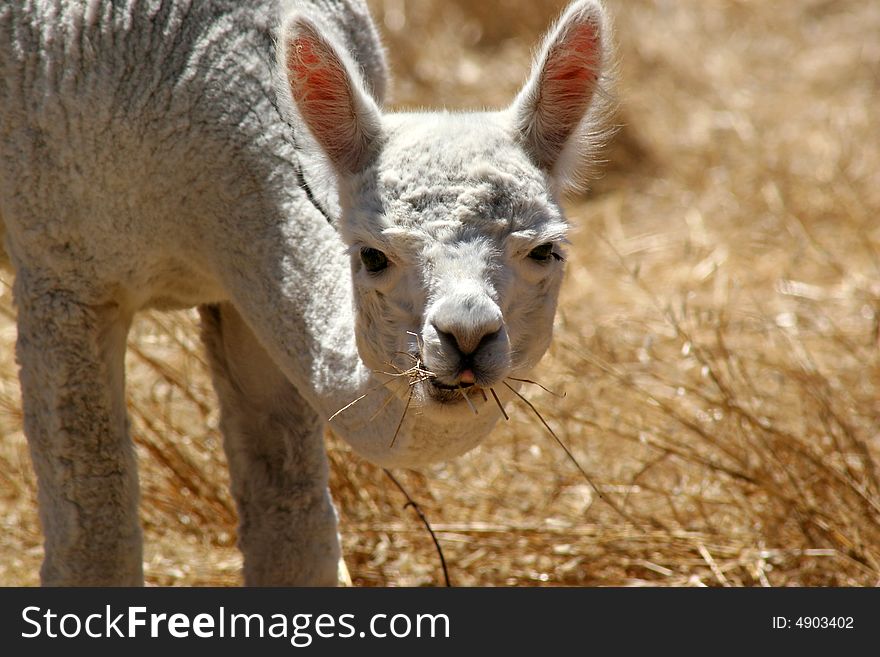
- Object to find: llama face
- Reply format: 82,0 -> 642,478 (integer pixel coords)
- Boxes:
338,113 -> 567,414
281,0 -> 610,422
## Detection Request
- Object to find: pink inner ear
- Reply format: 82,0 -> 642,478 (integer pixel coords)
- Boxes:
545,21 -> 600,90
530,18 -> 601,168
287,32 -> 355,163
287,36 -> 339,106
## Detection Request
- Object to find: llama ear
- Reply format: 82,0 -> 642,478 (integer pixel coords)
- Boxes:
281,16 -> 383,174
511,0 -> 611,188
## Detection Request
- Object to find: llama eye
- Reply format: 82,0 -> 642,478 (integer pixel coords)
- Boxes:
528,242 -> 558,262
360,247 -> 389,273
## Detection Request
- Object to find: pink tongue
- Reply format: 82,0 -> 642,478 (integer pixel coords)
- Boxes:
459,369 -> 476,385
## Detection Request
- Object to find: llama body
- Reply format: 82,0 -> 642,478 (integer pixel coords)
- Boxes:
0,0 -> 611,585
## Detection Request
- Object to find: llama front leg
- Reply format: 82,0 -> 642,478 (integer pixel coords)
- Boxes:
15,276 -> 141,585
199,303 -> 340,586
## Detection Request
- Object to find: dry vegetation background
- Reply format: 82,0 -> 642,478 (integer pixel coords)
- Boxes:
2,0 -> 879,586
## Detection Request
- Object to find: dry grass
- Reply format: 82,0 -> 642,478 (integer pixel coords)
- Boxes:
1,0 -> 879,586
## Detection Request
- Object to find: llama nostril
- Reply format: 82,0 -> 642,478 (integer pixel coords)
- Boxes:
432,326 -> 459,353
429,293 -> 504,356
432,321 -> 502,357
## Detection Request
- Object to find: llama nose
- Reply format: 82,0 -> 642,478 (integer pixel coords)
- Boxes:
430,294 -> 504,356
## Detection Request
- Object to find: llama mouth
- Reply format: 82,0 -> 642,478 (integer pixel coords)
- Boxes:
426,379 -> 483,405
431,380 -> 475,391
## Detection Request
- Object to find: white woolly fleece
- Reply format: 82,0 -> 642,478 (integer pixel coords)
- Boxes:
0,0 -> 613,585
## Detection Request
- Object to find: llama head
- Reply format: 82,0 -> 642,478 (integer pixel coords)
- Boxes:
279,1 -> 612,430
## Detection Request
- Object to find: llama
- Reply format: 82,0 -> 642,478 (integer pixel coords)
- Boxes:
0,0 -> 612,585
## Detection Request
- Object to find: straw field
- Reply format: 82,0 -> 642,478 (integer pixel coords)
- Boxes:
1,0 -> 878,586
